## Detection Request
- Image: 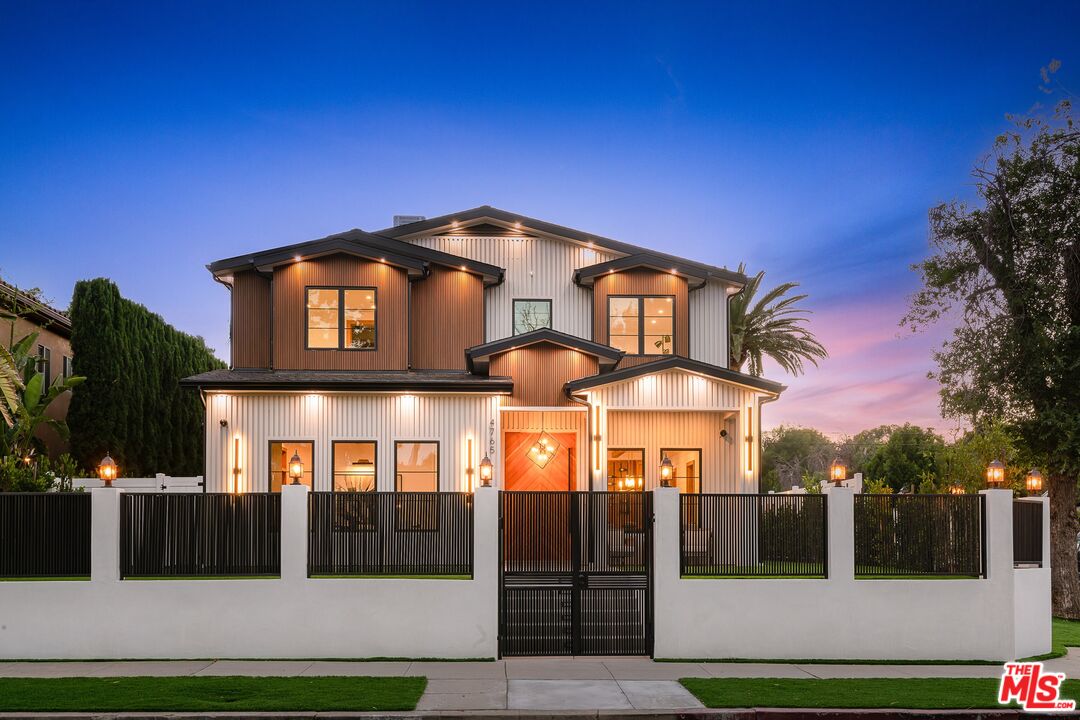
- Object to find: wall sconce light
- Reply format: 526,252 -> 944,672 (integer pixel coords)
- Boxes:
97,453 -> 117,488
232,437 -> 242,493
1025,468 -> 1043,494
466,438 -> 475,491
660,456 -> 674,487
288,451 -> 304,485
479,455 -> 493,487
745,406 -> 754,473
986,459 -> 1005,487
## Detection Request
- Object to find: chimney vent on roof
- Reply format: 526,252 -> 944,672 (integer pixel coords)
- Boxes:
393,215 -> 426,227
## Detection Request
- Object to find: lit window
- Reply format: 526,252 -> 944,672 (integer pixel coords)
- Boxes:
395,441 -> 438,492
306,287 -> 377,350
607,448 -> 644,492
607,296 -> 673,354
333,441 -> 376,492
269,441 -> 313,492
513,299 -> 552,335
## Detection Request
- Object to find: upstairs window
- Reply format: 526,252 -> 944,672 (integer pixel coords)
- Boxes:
513,299 -> 552,335
306,287 -> 377,350
608,296 -> 673,355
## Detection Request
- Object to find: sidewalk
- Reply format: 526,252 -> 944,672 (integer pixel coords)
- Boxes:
0,654 -> 1053,712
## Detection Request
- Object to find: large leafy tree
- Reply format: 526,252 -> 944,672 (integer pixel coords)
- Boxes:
729,263 -> 828,376
860,424 -> 945,493
904,96 -> 1080,616
761,425 -> 833,492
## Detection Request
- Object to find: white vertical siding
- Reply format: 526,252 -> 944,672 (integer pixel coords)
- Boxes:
584,369 -> 770,493
406,235 -> 616,342
689,282 -> 730,367
205,393 -> 501,493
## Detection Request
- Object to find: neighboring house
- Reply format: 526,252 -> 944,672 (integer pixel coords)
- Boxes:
0,279 -> 74,457
183,206 -> 785,495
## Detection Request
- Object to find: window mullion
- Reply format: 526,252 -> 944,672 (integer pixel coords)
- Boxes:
638,297 -> 645,354
338,288 -> 345,349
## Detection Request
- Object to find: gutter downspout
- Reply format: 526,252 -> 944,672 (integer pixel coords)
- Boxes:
757,393 -> 781,493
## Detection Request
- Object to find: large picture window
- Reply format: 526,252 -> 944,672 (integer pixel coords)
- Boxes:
608,296 -> 673,355
661,449 -> 701,494
332,441 -> 377,492
513,299 -> 552,335
395,441 -> 439,492
306,287 -> 376,350
269,441 -> 314,492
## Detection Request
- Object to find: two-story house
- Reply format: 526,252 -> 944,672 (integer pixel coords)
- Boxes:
183,207 -> 785,495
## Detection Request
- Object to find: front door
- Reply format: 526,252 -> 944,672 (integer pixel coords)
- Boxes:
498,491 -> 653,656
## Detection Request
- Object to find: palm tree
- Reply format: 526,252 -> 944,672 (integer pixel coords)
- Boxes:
0,345 -> 22,428
728,263 -> 827,376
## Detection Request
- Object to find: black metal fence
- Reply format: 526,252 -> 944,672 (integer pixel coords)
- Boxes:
308,492 -> 473,576
853,494 -> 985,578
1013,500 -> 1043,567
121,493 -> 280,578
679,493 -> 827,577
0,493 -> 91,578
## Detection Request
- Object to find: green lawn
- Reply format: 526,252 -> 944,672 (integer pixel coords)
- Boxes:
680,677 -> 1080,709
1050,616 -> 1080,657
0,676 -> 426,712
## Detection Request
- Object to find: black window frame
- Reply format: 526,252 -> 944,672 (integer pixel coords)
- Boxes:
512,298 -> 553,335
607,295 -> 676,356
304,286 -> 378,352
331,439 -> 378,493
36,345 -> 51,396
393,440 -> 440,532
606,447 -> 646,493
267,440 -> 315,492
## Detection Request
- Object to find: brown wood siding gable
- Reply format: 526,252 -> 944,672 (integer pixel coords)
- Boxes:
490,345 -> 599,407
592,269 -> 689,364
231,271 -> 271,369
272,254 -> 408,370
409,266 -> 484,370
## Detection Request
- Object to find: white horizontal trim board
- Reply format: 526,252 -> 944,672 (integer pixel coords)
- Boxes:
0,487 -> 1049,660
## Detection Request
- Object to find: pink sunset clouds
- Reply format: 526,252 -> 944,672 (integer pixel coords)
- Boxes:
761,290 -> 963,439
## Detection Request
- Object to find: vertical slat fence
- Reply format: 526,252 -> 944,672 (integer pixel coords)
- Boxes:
853,494 -> 985,577
308,492 -> 473,576
679,493 -> 827,577
0,493 -> 91,578
121,493 -> 280,577
1013,500 -> 1043,567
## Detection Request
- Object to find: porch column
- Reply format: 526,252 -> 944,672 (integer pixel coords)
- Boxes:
281,484 -> 309,581
91,487 -> 123,583
824,485 -> 854,581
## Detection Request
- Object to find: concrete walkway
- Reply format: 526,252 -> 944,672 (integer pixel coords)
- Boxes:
0,654 -> 1055,712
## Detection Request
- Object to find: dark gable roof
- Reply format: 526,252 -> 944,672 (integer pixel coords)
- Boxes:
574,254 -> 710,290
465,328 -> 623,374
181,369 -> 513,393
376,206 -> 747,288
207,229 -> 504,286
564,356 -> 786,395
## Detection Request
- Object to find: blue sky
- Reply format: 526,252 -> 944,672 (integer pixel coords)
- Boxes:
2,1 -> 1077,435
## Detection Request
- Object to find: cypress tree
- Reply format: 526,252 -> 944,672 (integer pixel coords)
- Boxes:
68,278 -> 225,477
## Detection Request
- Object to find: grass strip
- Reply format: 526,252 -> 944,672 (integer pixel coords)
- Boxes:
680,677 -> 1080,709
0,676 -> 426,712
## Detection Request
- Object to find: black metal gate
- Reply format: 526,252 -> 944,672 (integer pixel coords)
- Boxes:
499,491 -> 653,657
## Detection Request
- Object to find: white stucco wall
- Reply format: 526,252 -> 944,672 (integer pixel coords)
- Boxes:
653,487 -> 1050,661
1013,497 -> 1052,659
0,486 -> 498,660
